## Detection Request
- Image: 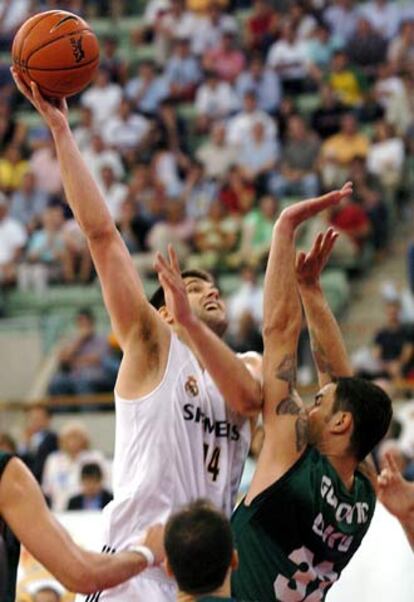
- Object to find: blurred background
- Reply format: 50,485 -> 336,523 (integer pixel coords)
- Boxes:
1,0 -> 414,599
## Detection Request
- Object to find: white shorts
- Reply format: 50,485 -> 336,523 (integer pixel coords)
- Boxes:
77,575 -> 177,602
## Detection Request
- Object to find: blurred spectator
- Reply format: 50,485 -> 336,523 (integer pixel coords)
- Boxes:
191,1 -> 237,57
0,432 -> 17,453
152,145 -> 184,197
127,162 -> 156,211
82,132 -> 124,189
245,0 -> 279,54
236,121 -> 279,192
18,205 -> 68,293
154,99 -> 189,155
0,99 -> 26,151
374,63 -> 407,133
182,161 -> 218,219
48,308 -> 114,396
228,265 -> 263,337
328,193 -> 371,258
98,164 -> 128,222
31,583 -> 63,602
136,0 -> 171,44
387,20 -> 414,72
125,60 -> 169,116
153,0 -> 199,64
165,36 -> 201,101
187,0 -> 229,12
62,218 -> 93,284
345,17 -> 387,77
267,20 -> 320,95
236,52 -> 281,114
196,122 -> 238,180
0,0 -> 32,51
203,29 -> 246,83
326,50 -> 366,107
30,139 -> 62,195
306,23 -> 343,71
19,403 -> 58,484
320,112 -> 370,188
324,0 -> 359,42
81,68 -> 123,128
269,115 -> 319,198
103,98 -> 151,158
0,144 -> 29,193
42,420 -> 110,511
0,192 -> 27,286
238,194 -> 278,268
67,462 -> 113,510
117,198 -> 151,254
195,70 -> 239,132
227,90 -> 276,146
99,35 -> 128,85
9,170 -> 48,233
189,199 -> 239,271
289,3 -> 317,40
219,164 -> 255,214
359,0 -> 401,41
147,200 -> 194,263
367,121 -> 405,191
310,85 -> 347,139
72,106 -> 94,152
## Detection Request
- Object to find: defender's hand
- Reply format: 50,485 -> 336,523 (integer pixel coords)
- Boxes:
296,227 -> 339,288
377,452 -> 414,521
142,524 -> 165,566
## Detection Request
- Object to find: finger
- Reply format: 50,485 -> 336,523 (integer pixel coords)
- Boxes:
30,81 -> 48,110
385,451 -> 401,476
167,244 -> 181,274
154,251 -> 174,275
339,180 -> 353,198
10,67 -> 33,99
296,251 -> 306,271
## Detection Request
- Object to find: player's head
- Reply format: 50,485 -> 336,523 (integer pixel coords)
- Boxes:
150,269 -> 228,336
307,377 -> 393,462
165,499 -> 237,596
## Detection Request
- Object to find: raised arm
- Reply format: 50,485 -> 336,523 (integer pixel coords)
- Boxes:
154,246 -> 262,417
0,458 -> 165,593
296,227 -> 353,387
247,185 -> 352,501
11,71 -> 170,394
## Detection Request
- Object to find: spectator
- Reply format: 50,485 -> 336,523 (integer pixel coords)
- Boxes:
164,499 -> 238,601
310,84 -> 348,139
42,420 -> 110,512
116,198 -> 151,254
99,35 -> 128,85
374,63 -> 406,132
219,165 -> 255,215
320,112 -> 370,188
191,1 -> 238,57
195,70 -> 239,132
289,2 -> 318,40
48,308 -> 113,396
81,68 -> 123,128
125,60 -> 169,116
189,199 -> 240,271
19,403 -> 58,484
154,98 -> 189,155
152,145 -> 184,197
227,265 -> 263,339
305,23 -> 343,71
196,122 -> 238,180
359,0 -> 401,41
72,106 -> 95,152
0,0 -> 32,51
0,144 -> 29,194
345,17 -> 387,77
269,115 -> 320,198
153,0 -> 199,64
147,200 -> 194,264
227,90 -> 276,147
326,50 -> 366,107
328,193 -> 371,259
203,29 -> 246,84
236,53 -> 281,114
0,432 -> 16,453
0,192 -> 27,286
127,162 -> 156,212
9,170 -> 48,233
62,218 -> 93,284
0,98 -> 26,151
165,36 -> 201,101
238,194 -> 278,268
82,132 -> 124,189
367,120 -> 405,191
103,98 -> 151,158
67,462 -> 113,511
18,205 -> 68,293
30,139 -> 62,196
324,0 -> 359,42
245,0 -> 279,54
183,161 -> 218,219
98,164 -> 128,222
387,19 -> 414,72
236,121 -> 279,192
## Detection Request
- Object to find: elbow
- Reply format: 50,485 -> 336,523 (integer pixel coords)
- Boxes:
263,315 -> 302,342
234,383 -> 263,417
87,222 -> 117,243
63,568 -> 100,595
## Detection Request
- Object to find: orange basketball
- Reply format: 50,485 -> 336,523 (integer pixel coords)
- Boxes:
12,10 -> 100,98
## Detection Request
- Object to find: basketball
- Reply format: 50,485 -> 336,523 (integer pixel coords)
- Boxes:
12,10 -> 99,98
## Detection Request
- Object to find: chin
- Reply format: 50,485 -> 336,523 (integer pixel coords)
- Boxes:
200,310 -> 228,337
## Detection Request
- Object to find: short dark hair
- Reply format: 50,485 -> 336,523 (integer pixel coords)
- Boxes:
81,462 -> 103,480
333,377 -> 393,461
26,402 -> 52,417
165,499 -> 233,596
149,270 -> 214,310
76,307 -> 95,323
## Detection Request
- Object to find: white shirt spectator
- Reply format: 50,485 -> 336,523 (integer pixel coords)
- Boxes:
143,0 -> 171,25
103,114 -> 150,152
366,137 -> 405,177
153,150 -> 183,197
196,138 -> 238,179
82,147 -> 124,189
195,80 -> 239,117
227,110 -> 277,146
81,83 -> 123,128
100,181 -> 129,221
267,39 -> 310,80
236,137 -> 279,175
0,214 -> 27,266
0,0 -> 30,32
375,75 -> 405,111
324,3 -> 359,41
228,281 -> 264,334
192,14 -> 238,55
359,0 -> 401,40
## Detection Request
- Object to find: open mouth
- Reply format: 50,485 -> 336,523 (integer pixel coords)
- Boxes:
204,301 -> 219,311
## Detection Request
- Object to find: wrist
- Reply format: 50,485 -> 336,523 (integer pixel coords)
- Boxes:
298,281 -> 322,294
126,545 -> 155,568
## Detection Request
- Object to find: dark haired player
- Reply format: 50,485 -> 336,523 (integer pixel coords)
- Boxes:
11,70 -> 262,602
232,185 -> 393,601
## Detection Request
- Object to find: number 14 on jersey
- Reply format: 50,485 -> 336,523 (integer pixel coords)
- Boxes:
203,443 -> 221,482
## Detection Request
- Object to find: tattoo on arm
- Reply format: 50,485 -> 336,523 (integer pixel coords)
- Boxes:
309,329 -> 336,380
276,394 -> 308,452
274,353 -> 297,392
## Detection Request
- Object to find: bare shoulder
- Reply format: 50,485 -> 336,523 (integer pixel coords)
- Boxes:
239,351 -> 263,384
0,457 -> 32,502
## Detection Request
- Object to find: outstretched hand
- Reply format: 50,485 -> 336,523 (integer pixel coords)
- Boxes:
296,227 -> 339,287
280,181 -> 353,231
10,67 -> 68,131
377,452 -> 414,521
153,245 -> 195,328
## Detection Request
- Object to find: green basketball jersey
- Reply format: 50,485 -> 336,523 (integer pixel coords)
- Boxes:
231,447 -> 376,602
0,451 -> 20,602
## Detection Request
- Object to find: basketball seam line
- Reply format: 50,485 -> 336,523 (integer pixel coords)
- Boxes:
23,56 -> 99,72
15,12 -> 53,64
20,27 -> 94,64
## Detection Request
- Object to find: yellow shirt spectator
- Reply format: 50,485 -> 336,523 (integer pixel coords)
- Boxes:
0,148 -> 29,192
322,131 -> 370,165
187,0 -> 228,12
329,71 -> 363,106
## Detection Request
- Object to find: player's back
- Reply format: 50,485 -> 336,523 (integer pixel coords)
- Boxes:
97,333 -> 250,600
231,446 -> 376,602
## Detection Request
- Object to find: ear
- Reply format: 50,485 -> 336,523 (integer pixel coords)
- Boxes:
231,550 -> 239,571
330,411 -> 353,435
158,305 -> 173,325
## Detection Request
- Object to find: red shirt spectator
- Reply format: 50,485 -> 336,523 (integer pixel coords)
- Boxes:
330,201 -> 370,248
203,31 -> 246,83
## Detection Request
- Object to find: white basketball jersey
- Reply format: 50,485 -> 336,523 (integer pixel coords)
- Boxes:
86,333 -> 251,601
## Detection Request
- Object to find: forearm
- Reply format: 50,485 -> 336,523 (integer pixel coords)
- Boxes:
299,283 -> 352,386
184,317 -> 261,416
82,549 -> 148,593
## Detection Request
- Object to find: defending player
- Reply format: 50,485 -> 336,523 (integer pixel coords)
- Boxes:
11,71 -> 262,602
0,451 -> 164,602
232,185 -> 393,601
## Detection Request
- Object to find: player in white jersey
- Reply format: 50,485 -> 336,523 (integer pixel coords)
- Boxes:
11,72 -> 262,602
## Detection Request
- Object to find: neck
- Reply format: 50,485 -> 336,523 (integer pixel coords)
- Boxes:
173,324 -> 205,368
324,450 -> 358,490
201,573 -> 232,599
